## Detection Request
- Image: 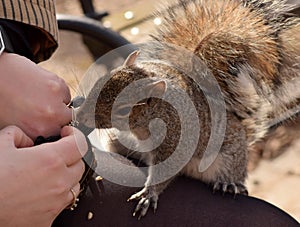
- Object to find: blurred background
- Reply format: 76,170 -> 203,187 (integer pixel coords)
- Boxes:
40,0 -> 300,222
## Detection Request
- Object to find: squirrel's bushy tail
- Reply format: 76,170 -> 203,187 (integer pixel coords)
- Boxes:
152,0 -> 299,143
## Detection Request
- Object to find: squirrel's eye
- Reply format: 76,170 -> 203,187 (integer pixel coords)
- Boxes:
117,106 -> 132,116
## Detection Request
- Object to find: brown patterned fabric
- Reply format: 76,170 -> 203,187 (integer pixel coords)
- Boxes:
0,0 -> 58,40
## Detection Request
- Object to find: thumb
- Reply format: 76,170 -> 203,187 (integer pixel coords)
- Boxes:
0,126 -> 34,148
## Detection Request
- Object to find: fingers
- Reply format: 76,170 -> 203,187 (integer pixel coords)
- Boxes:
68,157 -> 86,186
0,126 -> 34,148
45,71 -> 71,105
61,126 -> 88,157
59,78 -> 72,105
53,126 -> 88,166
64,160 -> 85,209
31,126 -> 88,208
40,74 -> 72,136
28,104 -> 72,139
59,104 -> 73,126
64,183 -> 81,209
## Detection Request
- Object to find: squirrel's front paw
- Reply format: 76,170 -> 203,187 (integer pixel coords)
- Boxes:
128,186 -> 159,219
213,181 -> 248,196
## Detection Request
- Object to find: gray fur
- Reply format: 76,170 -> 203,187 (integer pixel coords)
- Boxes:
77,0 -> 299,218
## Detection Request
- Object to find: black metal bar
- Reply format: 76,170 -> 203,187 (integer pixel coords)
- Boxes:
79,0 -> 95,15
79,0 -> 109,20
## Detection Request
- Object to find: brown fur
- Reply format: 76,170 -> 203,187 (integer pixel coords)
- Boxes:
77,0 -> 300,218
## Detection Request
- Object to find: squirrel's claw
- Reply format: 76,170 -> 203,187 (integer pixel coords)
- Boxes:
213,181 -> 248,196
128,187 -> 159,219
133,197 -> 150,219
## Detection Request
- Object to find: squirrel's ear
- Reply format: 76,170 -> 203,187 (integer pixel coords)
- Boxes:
146,80 -> 167,98
123,50 -> 140,67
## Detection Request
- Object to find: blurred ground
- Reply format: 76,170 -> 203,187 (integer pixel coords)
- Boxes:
40,0 -> 300,222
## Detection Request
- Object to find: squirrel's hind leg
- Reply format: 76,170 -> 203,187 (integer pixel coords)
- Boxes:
210,113 -> 249,197
184,112 -> 249,197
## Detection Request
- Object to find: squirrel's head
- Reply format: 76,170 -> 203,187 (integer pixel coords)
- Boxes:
76,50 -> 168,139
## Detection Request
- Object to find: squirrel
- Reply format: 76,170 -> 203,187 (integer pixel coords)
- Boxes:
76,0 -> 300,219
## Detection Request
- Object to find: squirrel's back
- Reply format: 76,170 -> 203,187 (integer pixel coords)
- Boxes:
154,0 -> 297,79
153,0 -> 300,143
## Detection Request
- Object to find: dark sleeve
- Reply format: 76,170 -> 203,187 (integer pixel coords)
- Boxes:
53,178 -> 299,227
0,0 -> 58,62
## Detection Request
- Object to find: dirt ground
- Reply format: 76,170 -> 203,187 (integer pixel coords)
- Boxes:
40,0 -> 300,222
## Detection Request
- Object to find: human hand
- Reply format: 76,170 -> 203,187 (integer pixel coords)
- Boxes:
0,52 -> 72,139
0,125 -> 87,227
